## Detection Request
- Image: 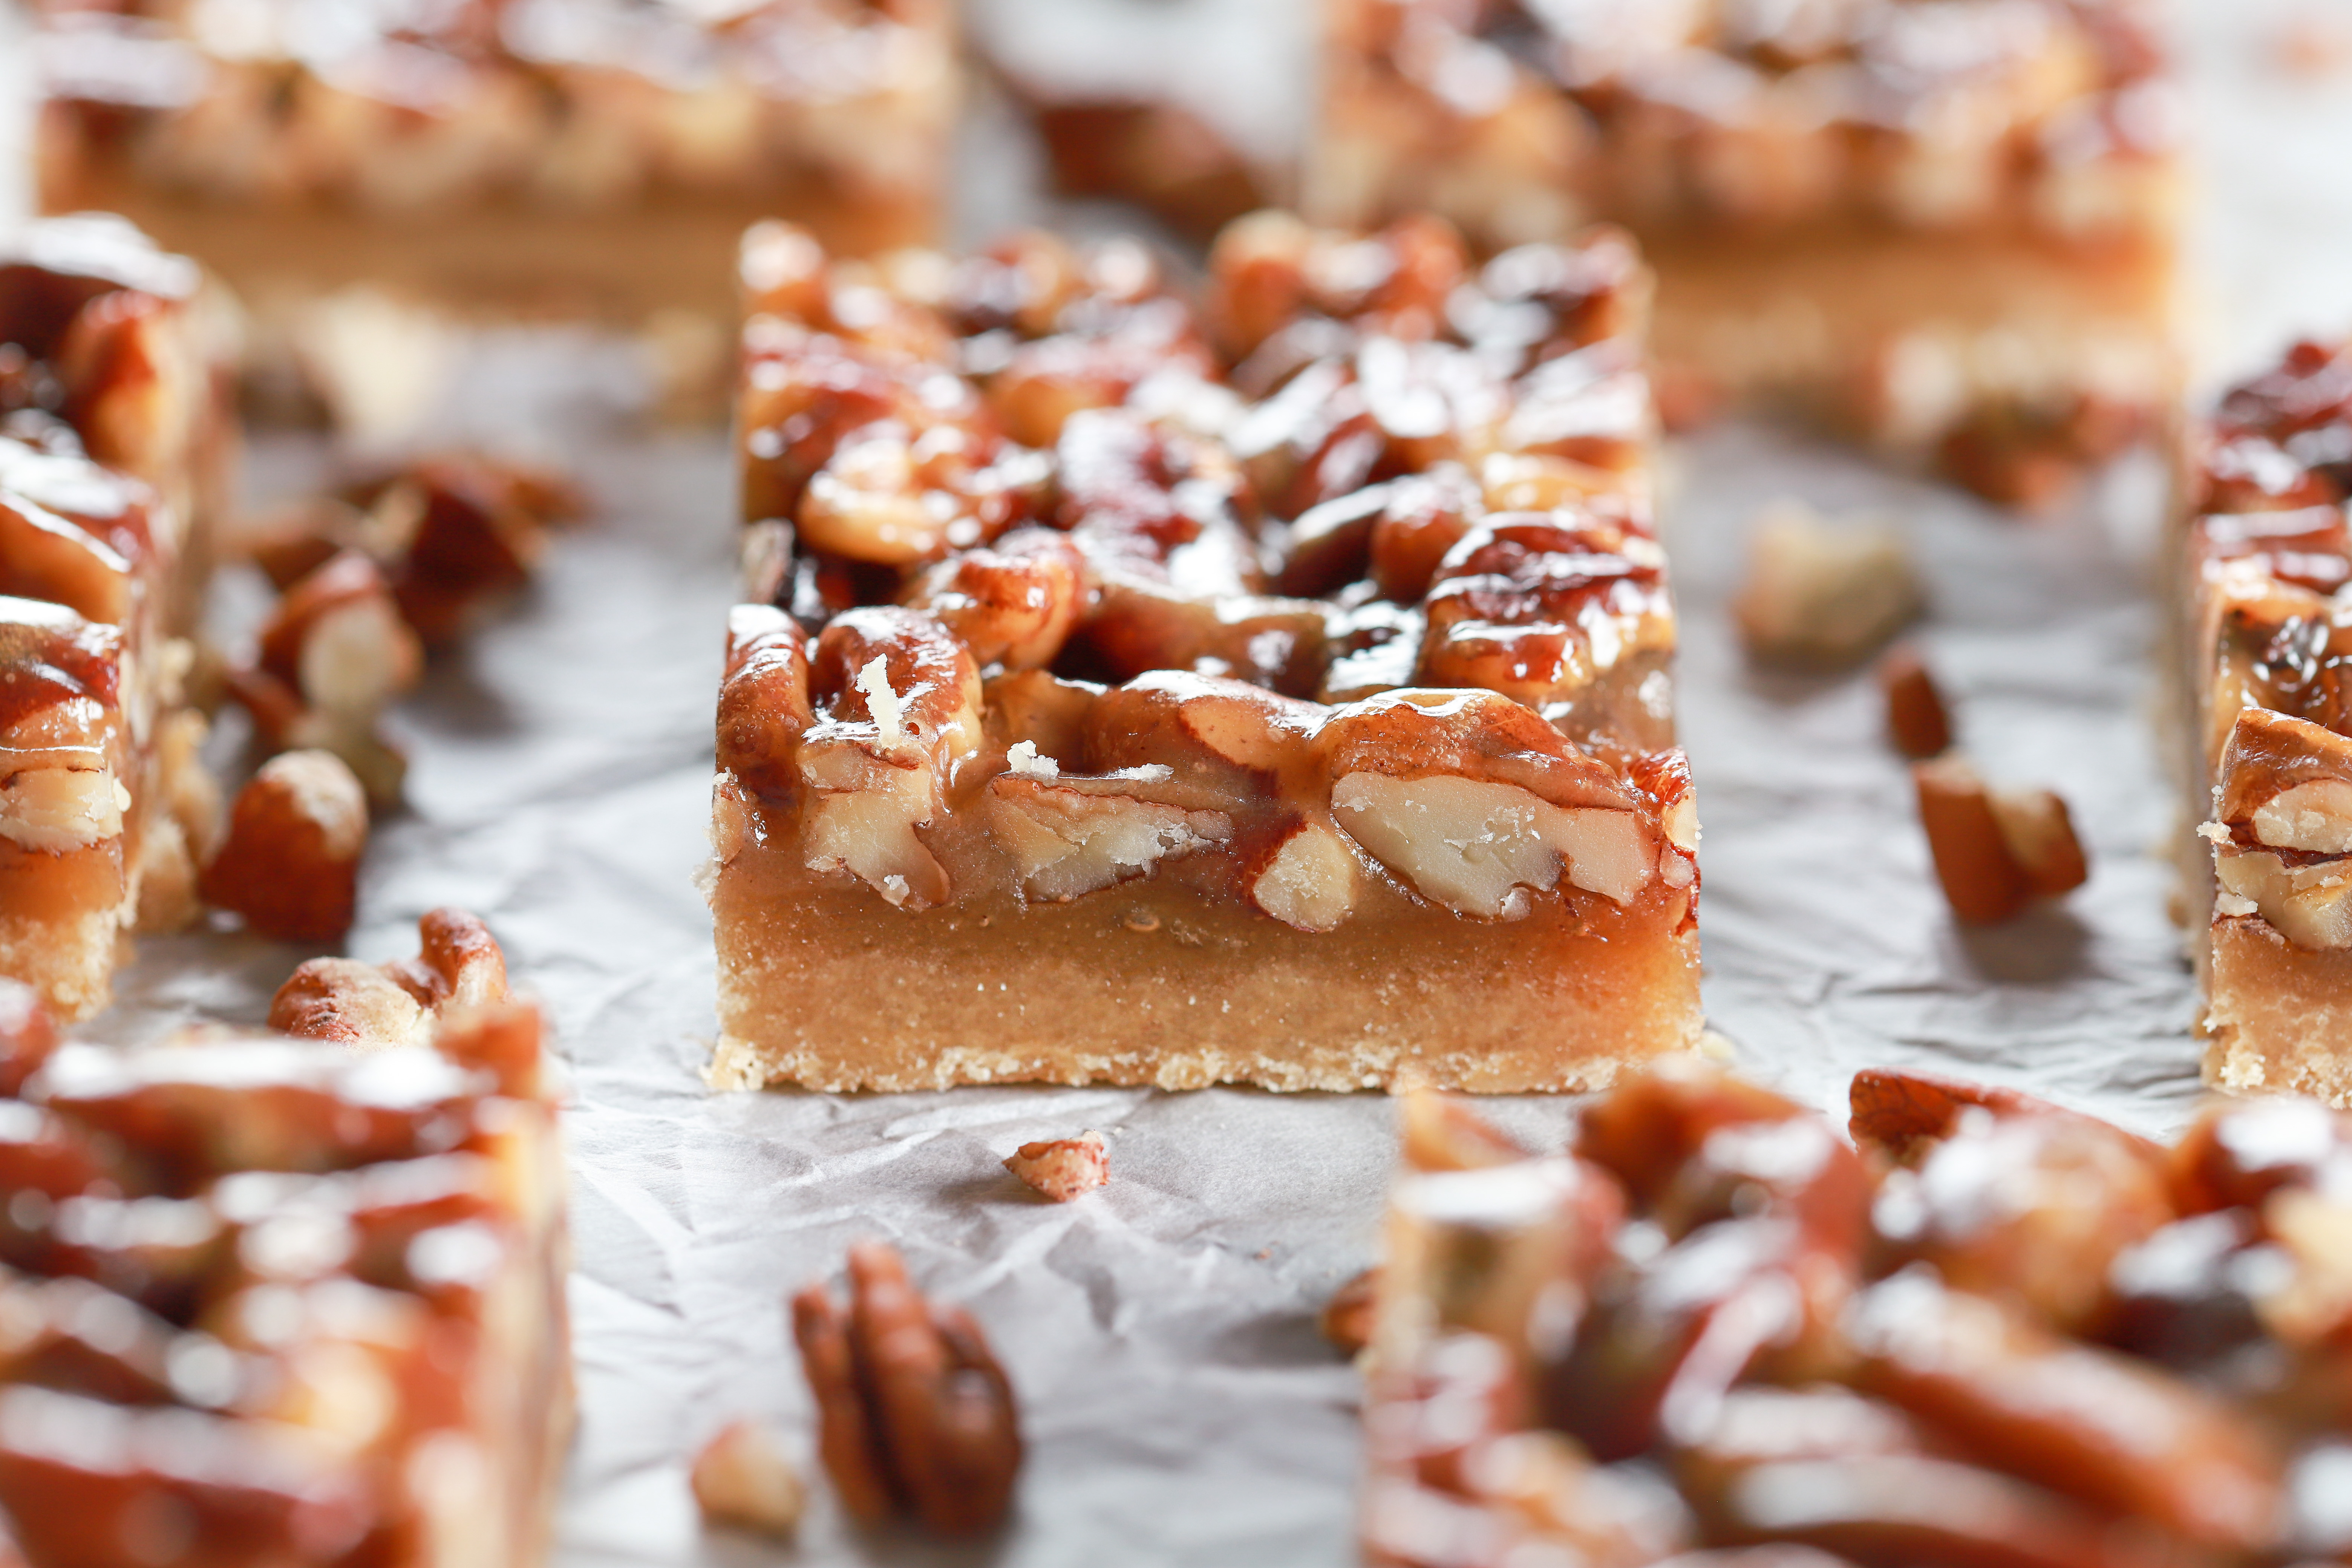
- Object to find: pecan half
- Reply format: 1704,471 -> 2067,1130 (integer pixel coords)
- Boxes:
789,1242 -> 1022,1539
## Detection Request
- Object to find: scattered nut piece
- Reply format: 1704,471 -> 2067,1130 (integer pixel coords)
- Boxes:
790,1241 -> 1022,1538
199,750 -> 369,943
1914,755 -> 2088,924
1003,1132 -> 1109,1202
1879,644 -> 1952,759
270,907 -> 508,1049
2275,11 -> 2352,76
1732,500 -> 1921,668
1320,1267 -> 1380,1356
691,1419 -> 805,1539
229,551 -> 420,807
1025,97 -> 1266,242
1988,785 -> 2090,899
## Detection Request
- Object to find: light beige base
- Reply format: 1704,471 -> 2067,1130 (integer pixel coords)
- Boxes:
0,903 -> 125,1023
710,842 -> 1703,1095
2204,915 -> 2352,1105
1641,224 -> 2176,447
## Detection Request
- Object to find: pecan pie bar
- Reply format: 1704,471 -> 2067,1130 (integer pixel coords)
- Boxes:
0,215 -> 231,1018
0,989 -> 570,1567
1312,0 -> 2182,503
2174,338 -> 2352,1103
32,0 -> 952,327
1366,1061 -> 2352,1567
709,214 -> 1701,1093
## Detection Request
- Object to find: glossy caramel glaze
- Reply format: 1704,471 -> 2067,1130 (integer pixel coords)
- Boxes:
715,214 -> 1699,1090
0,1000 -> 570,1568
1368,1063 -> 2352,1567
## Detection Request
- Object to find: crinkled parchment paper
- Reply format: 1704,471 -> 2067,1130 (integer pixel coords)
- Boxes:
11,1 -> 2352,1563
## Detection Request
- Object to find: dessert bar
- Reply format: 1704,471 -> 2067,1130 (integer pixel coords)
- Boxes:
0,214 -> 232,1018
1366,1060 -> 2352,1566
710,213 -> 1700,1093
1312,0 -> 2182,503
32,0 -> 953,326
2177,338 -> 2352,1102
0,988 -> 570,1567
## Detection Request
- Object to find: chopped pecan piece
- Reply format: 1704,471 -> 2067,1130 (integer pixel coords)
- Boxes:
1913,756 -> 2088,923
1003,1132 -> 1109,1202
691,1419 -> 804,1539
1733,502 -> 1921,669
199,751 -> 369,943
1878,645 -> 1952,759
269,908 -> 508,1050
1321,1267 -> 1380,1355
790,1242 -> 1022,1539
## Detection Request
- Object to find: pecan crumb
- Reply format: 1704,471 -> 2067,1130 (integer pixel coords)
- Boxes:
1879,644 -> 1952,759
1003,1132 -> 1109,1202
1321,1267 -> 1380,1355
691,1419 -> 804,1539
790,1242 -> 1022,1539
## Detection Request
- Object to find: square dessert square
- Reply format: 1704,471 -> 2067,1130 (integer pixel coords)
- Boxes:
2174,338 -> 2352,1102
708,213 -> 1701,1093
32,0 -> 954,328
0,994 -> 570,1567
0,215 -> 231,1018
1312,0 -> 2183,504
1364,1064 -> 2341,1566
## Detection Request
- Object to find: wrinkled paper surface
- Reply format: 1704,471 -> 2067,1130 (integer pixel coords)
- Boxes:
9,1 -> 2352,1563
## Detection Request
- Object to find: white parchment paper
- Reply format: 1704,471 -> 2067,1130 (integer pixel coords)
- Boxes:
10,2 -> 2352,1563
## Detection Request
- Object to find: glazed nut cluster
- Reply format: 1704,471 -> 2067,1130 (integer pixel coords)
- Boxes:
724,214 -> 1693,924
1369,1061 -> 2352,1568
1339,0 -> 2176,240
2190,340 -> 2352,946
0,984 -> 558,1565
37,0 -> 948,214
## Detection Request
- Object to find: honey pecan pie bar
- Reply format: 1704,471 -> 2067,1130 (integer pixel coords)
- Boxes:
0,988 -> 570,1567
709,214 -> 1701,1093
1312,0 -> 2183,504
0,215 -> 231,1018
32,0 -> 952,326
1366,1062 -> 2352,1567
2174,338 -> 2352,1102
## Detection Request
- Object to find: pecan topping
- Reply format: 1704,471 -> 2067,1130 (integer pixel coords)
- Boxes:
790,1242 -> 1021,1538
